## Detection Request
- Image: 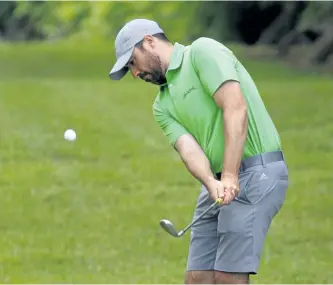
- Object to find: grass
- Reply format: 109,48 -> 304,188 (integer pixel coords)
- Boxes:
0,40 -> 332,283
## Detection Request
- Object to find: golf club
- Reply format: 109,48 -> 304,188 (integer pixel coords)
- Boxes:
160,197 -> 223,237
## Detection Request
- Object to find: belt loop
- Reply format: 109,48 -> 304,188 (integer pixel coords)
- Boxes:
261,153 -> 267,168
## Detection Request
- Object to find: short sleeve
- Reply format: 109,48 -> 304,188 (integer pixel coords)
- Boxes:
153,101 -> 189,148
190,37 -> 240,96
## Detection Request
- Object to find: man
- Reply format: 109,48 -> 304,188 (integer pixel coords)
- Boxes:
109,19 -> 289,284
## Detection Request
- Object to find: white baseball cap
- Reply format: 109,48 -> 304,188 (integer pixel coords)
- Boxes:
109,19 -> 164,80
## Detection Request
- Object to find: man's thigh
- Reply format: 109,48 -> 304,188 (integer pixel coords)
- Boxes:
215,160 -> 289,274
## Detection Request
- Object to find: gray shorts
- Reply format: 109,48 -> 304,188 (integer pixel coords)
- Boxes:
186,153 -> 289,274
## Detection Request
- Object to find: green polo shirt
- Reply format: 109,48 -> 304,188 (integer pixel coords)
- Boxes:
153,37 -> 281,174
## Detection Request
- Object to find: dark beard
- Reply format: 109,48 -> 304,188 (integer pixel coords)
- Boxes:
138,51 -> 167,85
139,71 -> 166,85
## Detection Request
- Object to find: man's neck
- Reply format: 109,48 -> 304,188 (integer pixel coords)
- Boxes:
159,43 -> 174,74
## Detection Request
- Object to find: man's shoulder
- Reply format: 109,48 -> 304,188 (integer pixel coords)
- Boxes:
189,37 -> 233,56
190,37 -> 224,49
191,37 -> 218,46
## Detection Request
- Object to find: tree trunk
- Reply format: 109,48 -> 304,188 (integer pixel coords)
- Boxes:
277,29 -> 302,56
309,25 -> 333,64
257,2 -> 306,45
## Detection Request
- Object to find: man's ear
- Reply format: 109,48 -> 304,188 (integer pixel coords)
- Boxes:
143,35 -> 156,48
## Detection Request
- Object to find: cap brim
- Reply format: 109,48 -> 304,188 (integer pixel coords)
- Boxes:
109,47 -> 134,80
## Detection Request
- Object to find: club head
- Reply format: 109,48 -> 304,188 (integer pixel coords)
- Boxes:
159,219 -> 184,237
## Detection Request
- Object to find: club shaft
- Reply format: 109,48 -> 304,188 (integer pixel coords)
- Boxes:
180,200 -> 220,234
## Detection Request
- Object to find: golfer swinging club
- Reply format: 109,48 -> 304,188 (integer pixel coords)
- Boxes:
109,19 -> 289,284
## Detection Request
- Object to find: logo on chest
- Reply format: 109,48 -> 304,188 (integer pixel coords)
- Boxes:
183,86 -> 196,99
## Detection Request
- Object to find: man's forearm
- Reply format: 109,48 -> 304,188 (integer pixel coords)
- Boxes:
181,149 -> 215,187
222,106 -> 248,176
175,135 -> 215,188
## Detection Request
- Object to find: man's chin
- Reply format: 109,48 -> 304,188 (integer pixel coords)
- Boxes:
148,80 -> 166,86
156,79 -> 167,86
142,76 -> 166,86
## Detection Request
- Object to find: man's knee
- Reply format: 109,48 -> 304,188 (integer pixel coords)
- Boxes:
185,270 -> 215,284
214,271 -> 249,284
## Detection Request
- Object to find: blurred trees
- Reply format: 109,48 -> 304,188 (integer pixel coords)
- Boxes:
1,1 -> 199,43
277,1 -> 333,65
0,1 -> 332,66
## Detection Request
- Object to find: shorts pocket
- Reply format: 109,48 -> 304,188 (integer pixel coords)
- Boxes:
235,168 -> 280,205
271,178 -> 289,216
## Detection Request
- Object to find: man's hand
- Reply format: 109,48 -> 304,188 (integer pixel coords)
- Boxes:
220,172 -> 240,204
205,173 -> 240,205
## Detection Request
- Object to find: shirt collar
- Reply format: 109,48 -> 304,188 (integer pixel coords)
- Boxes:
159,43 -> 186,92
167,42 -> 186,71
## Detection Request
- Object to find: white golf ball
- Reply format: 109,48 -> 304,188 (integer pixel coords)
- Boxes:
64,129 -> 76,141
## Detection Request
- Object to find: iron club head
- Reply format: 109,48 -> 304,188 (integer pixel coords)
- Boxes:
159,199 -> 222,238
159,219 -> 184,237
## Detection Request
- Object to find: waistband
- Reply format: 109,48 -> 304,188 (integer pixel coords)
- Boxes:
216,150 -> 284,179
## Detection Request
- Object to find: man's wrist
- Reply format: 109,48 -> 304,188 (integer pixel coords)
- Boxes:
203,175 -> 216,189
221,171 -> 239,185
221,170 -> 238,179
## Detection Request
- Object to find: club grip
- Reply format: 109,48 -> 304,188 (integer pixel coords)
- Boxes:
216,197 -> 223,204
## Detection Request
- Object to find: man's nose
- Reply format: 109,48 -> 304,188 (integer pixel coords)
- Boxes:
130,68 -> 140,78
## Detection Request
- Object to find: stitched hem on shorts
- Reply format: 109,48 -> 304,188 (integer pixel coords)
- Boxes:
214,260 -> 258,274
186,266 -> 216,271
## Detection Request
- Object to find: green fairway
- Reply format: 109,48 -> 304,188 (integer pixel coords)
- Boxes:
0,40 -> 332,283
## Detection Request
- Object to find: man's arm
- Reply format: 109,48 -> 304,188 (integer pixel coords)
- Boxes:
191,37 -> 248,179
174,134 -> 215,188
214,81 -> 248,177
